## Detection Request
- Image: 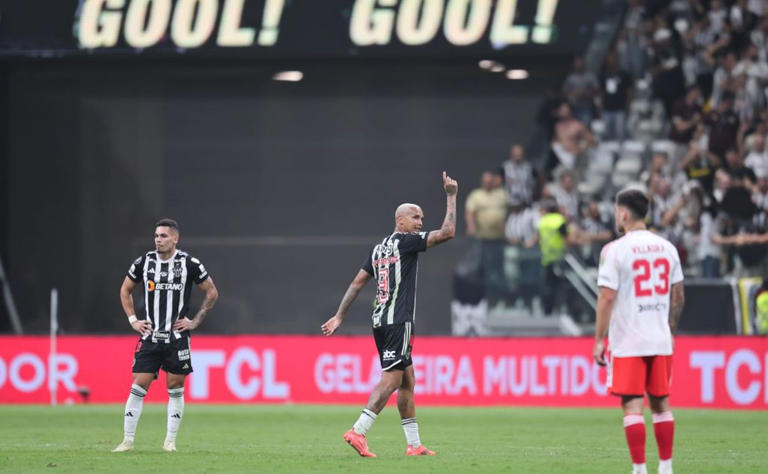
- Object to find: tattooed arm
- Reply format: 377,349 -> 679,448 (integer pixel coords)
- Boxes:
427,171 -> 458,248
669,281 -> 685,334
173,277 -> 219,331
321,269 -> 372,336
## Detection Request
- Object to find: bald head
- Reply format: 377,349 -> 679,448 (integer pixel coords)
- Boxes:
394,203 -> 424,233
395,203 -> 420,218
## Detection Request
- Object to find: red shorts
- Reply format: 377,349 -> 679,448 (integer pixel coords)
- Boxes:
607,354 -> 673,397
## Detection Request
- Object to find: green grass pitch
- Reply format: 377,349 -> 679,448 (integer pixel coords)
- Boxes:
0,404 -> 765,473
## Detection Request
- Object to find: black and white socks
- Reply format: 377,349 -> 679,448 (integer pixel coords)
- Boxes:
166,387 -> 185,442
123,384 -> 146,439
401,418 -> 421,447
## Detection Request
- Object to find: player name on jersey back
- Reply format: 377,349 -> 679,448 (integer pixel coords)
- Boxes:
597,230 -> 684,357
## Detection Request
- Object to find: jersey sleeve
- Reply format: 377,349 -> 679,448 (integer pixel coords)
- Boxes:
127,255 -> 144,282
398,232 -> 428,254
188,256 -> 210,284
597,243 -> 619,290
361,248 -> 374,276
669,244 -> 684,285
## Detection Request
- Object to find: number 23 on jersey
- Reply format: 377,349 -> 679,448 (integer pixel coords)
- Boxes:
632,258 -> 670,297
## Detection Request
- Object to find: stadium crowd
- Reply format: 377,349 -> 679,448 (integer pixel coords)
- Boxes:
464,0 -> 768,315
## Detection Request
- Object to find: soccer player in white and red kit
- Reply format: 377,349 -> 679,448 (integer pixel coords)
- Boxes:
593,189 -> 685,474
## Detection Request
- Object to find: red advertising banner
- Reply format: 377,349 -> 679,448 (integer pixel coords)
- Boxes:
0,336 -> 765,408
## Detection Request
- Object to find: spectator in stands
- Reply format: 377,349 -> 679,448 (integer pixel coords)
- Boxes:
465,170 -> 509,305
711,50 -> 738,107
651,27 -> 687,116
506,199 -> 539,245
698,205 -> 724,277
504,198 -> 541,311
724,146 -> 757,187
577,198 -> 613,266
669,86 -> 703,145
599,52 -> 633,141
621,0 -> 648,78
548,102 -> 597,178
729,0 -> 756,52
687,16 -> 722,98
641,151 -> 673,185
753,175 -> 768,209
713,168 -> 732,203
745,132 -> 768,177
563,55 -> 599,124
750,15 -> 768,61
548,167 -> 580,222
706,91 -> 740,160
709,0 -> 729,33
648,174 -> 678,233
716,174 -> 768,276
747,0 -> 768,19
733,43 -> 768,114
680,140 -> 721,194
502,144 -> 537,206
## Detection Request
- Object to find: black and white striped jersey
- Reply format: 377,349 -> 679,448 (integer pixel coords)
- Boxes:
127,249 -> 209,341
362,232 -> 428,328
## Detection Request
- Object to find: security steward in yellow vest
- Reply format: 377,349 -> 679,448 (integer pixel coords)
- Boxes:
538,202 -> 571,315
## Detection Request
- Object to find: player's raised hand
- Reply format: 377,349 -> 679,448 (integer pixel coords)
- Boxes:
593,339 -> 607,367
442,171 -> 458,196
131,318 -> 153,337
321,315 -> 342,336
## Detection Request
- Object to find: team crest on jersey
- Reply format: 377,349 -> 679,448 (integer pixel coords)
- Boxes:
173,265 -> 183,277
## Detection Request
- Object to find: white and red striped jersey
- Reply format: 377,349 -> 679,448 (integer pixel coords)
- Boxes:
597,230 -> 684,357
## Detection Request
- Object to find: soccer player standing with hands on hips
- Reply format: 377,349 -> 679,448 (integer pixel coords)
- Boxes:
321,171 -> 458,458
113,219 -> 219,453
593,190 -> 685,474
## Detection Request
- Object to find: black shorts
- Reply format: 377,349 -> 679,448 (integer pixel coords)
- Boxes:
132,335 -> 193,376
373,322 -> 413,371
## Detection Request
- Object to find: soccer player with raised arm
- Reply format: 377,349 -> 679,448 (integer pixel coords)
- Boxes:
112,219 -> 219,453
321,171 -> 458,458
593,190 -> 685,474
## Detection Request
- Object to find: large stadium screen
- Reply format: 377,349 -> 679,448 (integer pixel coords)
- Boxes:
1,0 -> 599,59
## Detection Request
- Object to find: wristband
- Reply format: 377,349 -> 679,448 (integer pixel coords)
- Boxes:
128,315 -> 138,324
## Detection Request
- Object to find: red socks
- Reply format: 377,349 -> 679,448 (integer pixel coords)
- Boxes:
652,411 -> 675,461
623,414 -> 646,464
623,411 -> 675,465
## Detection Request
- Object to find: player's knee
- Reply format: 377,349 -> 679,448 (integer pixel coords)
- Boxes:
132,375 -> 153,390
648,395 -> 670,413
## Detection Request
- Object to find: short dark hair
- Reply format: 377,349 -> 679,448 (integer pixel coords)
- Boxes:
616,189 -> 649,220
155,218 -> 179,231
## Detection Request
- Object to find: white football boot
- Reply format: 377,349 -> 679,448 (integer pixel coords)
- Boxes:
111,437 -> 134,452
162,438 -> 177,452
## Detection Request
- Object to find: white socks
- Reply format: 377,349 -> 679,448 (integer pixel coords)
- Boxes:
123,384 -> 146,439
658,459 -> 673,474
633,463 -> 648,474
401,418 -> 421,447
166,387 -> 185,442
353,409 -> 377,436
